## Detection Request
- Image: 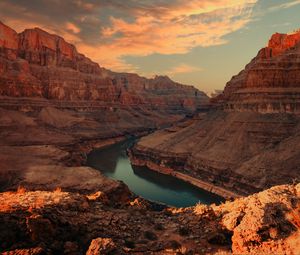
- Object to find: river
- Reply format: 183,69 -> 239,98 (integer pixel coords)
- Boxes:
87,139 -> 224,207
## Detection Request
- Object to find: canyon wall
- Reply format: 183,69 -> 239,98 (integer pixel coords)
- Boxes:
0,21 -> 208,111
217,31 -> 300,113
131,30 -> 300,197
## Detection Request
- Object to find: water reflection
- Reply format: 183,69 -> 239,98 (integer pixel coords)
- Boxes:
87,139 -> 224,207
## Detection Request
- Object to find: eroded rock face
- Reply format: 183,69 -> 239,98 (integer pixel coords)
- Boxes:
0,21 -> 208,111
268,31 -> 300,57
0,21 -> 18,56
18,28 -> 100,74
215,183 -> 300,254
219,30 -> 300,113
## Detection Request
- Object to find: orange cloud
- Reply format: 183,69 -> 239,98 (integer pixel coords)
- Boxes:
138,64 -> 203,81
83,0 -> 257,71
66,22 -> 81,34
0,0 -> 257,72
166,64 -> 203,75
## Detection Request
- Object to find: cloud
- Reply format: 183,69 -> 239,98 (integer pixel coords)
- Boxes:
139,63 -> 203,81
271,22 -> 291,28
269,0 -> 300,11
0,0 -> 257,72
166,64 -> 203,75
66,22 -> 81,34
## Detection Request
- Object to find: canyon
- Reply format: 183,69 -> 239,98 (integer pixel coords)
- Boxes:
0,20 -> 208,194
131,30 -> 300,198
0,21 -> 299,254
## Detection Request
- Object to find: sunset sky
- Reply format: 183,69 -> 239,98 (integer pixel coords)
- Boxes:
1,0 -> 300,94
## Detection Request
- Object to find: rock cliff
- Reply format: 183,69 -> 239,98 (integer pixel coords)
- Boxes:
219,30 -> 300,113
0,21 -> 208,110
130,111 -> 300,197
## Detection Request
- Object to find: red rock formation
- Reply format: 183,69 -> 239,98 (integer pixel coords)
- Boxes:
0,21 -> 208,112
86,238 -> 117,254
18,27 -> 101,74
0,21 -> 18,59
267,31 -> 300,57
220,30 -> 300,113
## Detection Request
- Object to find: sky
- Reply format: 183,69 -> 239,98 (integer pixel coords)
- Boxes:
1,0 -> 300,95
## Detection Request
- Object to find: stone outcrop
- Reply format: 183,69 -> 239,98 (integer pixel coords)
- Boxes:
86,238 -> 117,255
0,21 -> 18,52
18,27 -> 100,74
0,183 -> 299,254
218,30 -> 300,113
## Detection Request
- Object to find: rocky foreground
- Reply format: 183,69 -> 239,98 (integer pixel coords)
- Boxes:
131,30 -> 300,198
1,183 -> 299,254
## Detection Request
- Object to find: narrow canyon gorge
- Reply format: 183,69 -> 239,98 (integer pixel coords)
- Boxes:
0,21 -> 299,254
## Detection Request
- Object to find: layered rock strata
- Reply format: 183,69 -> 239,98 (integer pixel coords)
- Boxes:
0,21 -> 208,111
218,30 -> 300,113
130,111 -> 300,197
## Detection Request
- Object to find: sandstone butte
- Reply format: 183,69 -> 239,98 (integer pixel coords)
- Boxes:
0,21 -> 299,254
